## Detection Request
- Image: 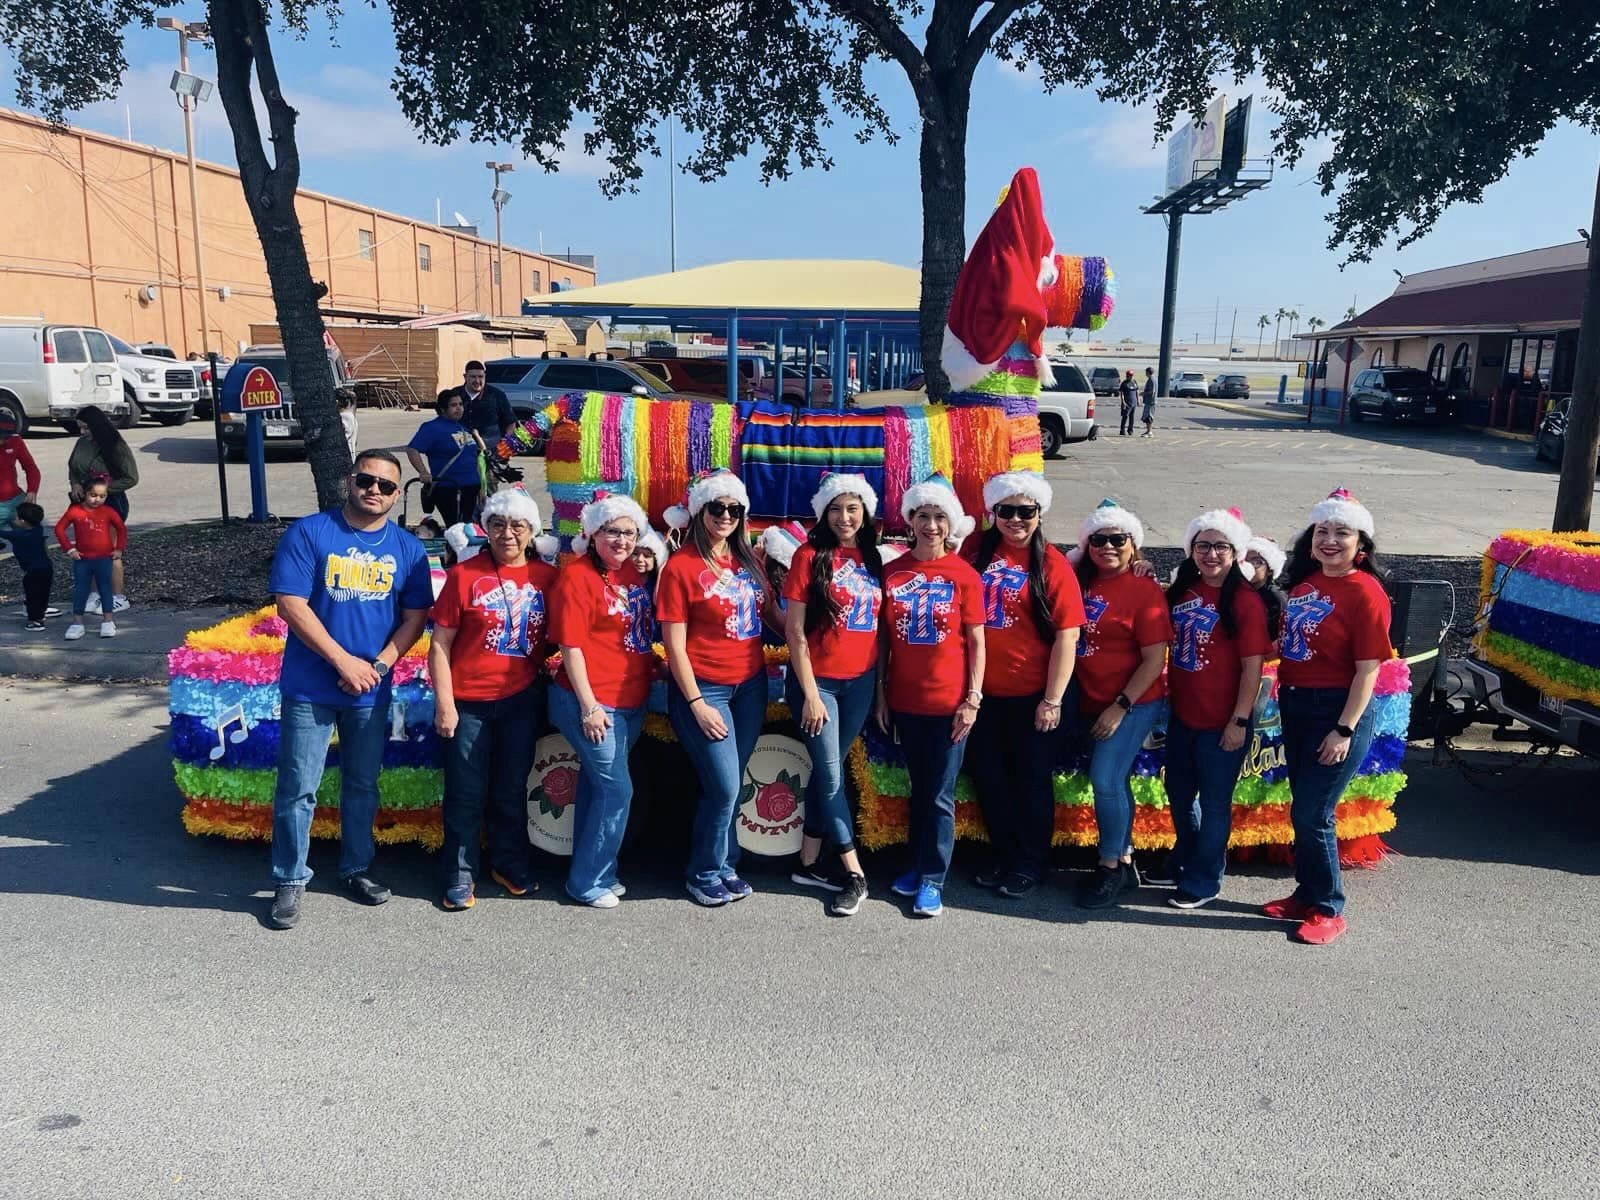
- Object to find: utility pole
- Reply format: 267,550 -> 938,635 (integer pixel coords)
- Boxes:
486,161 -> 514,315
668,117 -> 678,272
1212,297 -> 1219,344
1228,307 -> 1237,356
1156,212 -> 1181,396
157,17 -> 214,356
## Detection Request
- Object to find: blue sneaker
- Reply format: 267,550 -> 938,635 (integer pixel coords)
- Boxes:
443,883 -> 475,911
686,879 -> 731,907
912,881 -> 944,917
890,870 -> 920,897
721,875 -> 753,901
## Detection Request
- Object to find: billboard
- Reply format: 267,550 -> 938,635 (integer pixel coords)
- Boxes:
1164,94 -> 1227,194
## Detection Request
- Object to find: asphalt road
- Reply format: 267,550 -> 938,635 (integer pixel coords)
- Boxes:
12,399 -> 1573,555
1,678 -> 1596,1198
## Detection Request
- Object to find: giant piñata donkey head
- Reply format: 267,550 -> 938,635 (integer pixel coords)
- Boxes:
497,167 -> 1113,546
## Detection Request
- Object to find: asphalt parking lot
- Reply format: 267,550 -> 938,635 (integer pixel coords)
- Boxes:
11,398 -> 1576,554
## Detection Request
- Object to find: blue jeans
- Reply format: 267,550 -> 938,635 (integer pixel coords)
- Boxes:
968,692 -> 1064,880
785,668 -> 875,850
1164,715 -> 1250,899
892,710 -> 969,887
270,697 -> 390,885
1085,698 -> 1164,862
1281,684 -> 1376,917
669,674 -> 766,887
71,556 -> 114,617
549,683 -> 645,903
441,684 -> 542,889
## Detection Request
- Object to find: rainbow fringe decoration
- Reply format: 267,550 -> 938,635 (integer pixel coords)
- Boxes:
849,659 -> 1411,866
1477,529 -> 1600,705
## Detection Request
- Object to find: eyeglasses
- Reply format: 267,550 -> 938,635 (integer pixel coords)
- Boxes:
598,526 -> 638,542
705,501 -> 745,520
486,517 -> 531,534
995,504 -> 1039,521
1192,541 -> 1234,556
1088,532 -> 1130,548
352,472 -> 399,496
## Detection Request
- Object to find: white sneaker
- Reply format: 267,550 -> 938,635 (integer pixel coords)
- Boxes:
112,595 -> 130,613
609,882 -> 627,898
587,891 -> 620,909
84,594 -> 101,614
64,623 -> 86,641
99,620 -> 116,638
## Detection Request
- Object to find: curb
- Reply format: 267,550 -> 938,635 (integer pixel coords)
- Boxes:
0,643 -> 168,685
1461,424 -> 1535,444
1188,398 -> 1307,424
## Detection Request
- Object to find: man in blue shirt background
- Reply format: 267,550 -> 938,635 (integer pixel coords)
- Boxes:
404,390 -> 484,527
266,449 -> 433,930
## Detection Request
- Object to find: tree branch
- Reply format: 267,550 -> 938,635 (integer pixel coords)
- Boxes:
824,0 -> 935,112
957,0 -> 1028,81
238,0 -> 300,193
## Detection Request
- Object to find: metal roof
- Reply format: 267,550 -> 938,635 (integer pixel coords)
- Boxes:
1327,248 -> 1588,338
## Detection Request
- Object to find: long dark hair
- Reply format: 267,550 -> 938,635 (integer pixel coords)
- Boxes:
77,406 -> 127,465
1286,527 -> 1388,588
973,525 -> 1055,643
691,500 -> 764,587
1074,539 -> 1144,592
1166,558 -> 1249,639
805,505 -> 884,637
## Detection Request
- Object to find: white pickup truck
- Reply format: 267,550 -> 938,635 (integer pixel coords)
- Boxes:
1037,359 -> 1099,458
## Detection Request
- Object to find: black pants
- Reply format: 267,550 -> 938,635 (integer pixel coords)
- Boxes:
432,484 -> 481,528
23,567 -> 52,620
1119,403 -> 1136,435
968,691 -> 1066,880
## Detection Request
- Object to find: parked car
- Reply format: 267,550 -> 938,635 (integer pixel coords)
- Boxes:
1347,366 -> 1452,425
1207,373 -> 1250,399
217,347 -> 355,461
627,355 -> 746,400
486,355 -> 678,417
0,320 -> 125,436
1037,360 -> 1098,458
1171,371 -> 1210,398
192,356 -> 231,420
136,342 -> 179,360
107,334 -> 199,426
1087,366 -> 1122,396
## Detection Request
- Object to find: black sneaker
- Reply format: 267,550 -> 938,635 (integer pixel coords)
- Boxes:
1120,859 -> 1142,892
269,884 -> 304,929
1141,857 -> 1176,887
973,865 -> 1007,890
1167,890 -> 1214,910
830,873 -> 868,916
792,858 -> 843,893
341,872 -> 391,906
24,620 -> 45,632
998,872 -> 1037,899
1078,865 -> 1123,910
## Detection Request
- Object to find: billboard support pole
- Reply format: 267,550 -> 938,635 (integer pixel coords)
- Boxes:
1156,211 -> 1183,399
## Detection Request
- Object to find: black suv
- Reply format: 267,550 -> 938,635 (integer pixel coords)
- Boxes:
218,348 -> 355,460
1347,367 -> 1450,425
1207,373 -> 1250,399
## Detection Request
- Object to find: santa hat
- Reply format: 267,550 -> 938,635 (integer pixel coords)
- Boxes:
810,471 -> 878,520
573,489 -> 650,555
480,486 -> 559,561
878,542 -> 908,565
634,526 -> 668,569
942,168 -> 1058,392
444,522 -> 487,563
664,468 -> 751,530
1077,497 -> 1145,552
983,471 -> 1053,516
1184,506 -> 1252,558
759,521 -> 808,569
1246,536 -> 1286,580
1307,487 -> 1375,539
900,473 -> 975,543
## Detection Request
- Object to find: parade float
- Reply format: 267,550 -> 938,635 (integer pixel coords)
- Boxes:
173,167 -> 1411,867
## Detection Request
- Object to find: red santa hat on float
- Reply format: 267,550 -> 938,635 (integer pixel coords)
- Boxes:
1184,506 -> 1253,558
1307,487 -> 1375,538
941,167 -> 1058,392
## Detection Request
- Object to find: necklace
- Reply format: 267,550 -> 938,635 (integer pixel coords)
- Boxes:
341,510 -> 390,547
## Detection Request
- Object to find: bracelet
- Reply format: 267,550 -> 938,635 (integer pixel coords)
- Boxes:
1041,698 -> 1062,709
685,695 -> 704,706
581,704 -> 603,720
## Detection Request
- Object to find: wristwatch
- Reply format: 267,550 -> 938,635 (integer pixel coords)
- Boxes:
1114,693 -> 1133,711
371,658 -> 391,679
1232,716 -> 1250,730
1333,722 -> 1355,738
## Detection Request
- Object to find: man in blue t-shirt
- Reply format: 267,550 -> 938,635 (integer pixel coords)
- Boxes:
265,449 -> 433,930
404,390 -> 484,528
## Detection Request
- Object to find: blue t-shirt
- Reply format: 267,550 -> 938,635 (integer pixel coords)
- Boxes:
406,417 -> 480,486
0,524 -> 48,573
269,509 -> 433,707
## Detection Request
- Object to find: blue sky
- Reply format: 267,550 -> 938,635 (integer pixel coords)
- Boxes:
28,4 -> 1600,342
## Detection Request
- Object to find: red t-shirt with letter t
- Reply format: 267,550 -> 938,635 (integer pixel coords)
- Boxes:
883,553 -> 985,715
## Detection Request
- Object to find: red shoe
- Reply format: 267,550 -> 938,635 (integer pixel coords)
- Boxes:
1292,912 -> 1348,945
1261,894 -> 1315,921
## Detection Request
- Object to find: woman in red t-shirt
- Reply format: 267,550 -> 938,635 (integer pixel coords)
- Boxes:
429,489 -> 559,910
783,473 -> 886,916
1263,488 -> 1393,946
549,491 -> 659,909
659,469 -> 768,907
1160,507 -> 1270,910
966,472 -> 1085,898
1072,498 -> 1173,911
876,475 -> 985,919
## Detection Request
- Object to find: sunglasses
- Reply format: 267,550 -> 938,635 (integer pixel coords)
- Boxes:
995,504 -> 1039,521
704,501 -> 745,520
352,472 -> 399,496
1088,532 -> 1131,549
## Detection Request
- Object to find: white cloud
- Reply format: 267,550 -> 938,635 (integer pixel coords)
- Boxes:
1062,102 -> 1166,170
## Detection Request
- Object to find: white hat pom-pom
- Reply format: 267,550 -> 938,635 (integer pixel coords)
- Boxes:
571,534 -> 590,555
664,504 -> 691,530
534,534 -> 560,561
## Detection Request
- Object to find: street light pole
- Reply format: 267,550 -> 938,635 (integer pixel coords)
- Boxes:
668,117 -> 677,272
486,161 -> 514,316
159,18 -> 213,356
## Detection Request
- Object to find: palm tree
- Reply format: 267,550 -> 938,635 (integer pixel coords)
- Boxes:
1256,314 -> 1270,359
1286,308 -> 1301,340
1306,316 -> 1325,335
1273,307 -> 1288,355
1344,305 -> 1358,323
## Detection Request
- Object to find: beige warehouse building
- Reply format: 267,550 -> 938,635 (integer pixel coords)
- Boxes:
0,109 -> 595,358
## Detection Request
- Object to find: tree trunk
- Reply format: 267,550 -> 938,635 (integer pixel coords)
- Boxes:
209,0 -> 349,514
1553,158 -> 1600,533
917,94 -> 968,401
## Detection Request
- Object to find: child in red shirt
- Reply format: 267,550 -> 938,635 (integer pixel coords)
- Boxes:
54,473 -> 125,641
